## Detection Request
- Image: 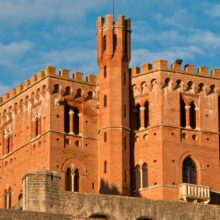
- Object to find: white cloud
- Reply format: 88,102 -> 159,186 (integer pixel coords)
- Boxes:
204,3 -> 220,18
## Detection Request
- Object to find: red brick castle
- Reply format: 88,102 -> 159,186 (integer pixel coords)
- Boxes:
1,14 -> 220,209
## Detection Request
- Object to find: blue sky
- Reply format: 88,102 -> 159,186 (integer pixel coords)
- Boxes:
0,0 -> 220,95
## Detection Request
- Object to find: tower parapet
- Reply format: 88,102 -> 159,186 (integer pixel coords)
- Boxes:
131,59 -> 220,79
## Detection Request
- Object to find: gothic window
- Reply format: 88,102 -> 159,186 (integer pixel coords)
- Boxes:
104,95 -> 107,107
65,168 -> 72,191
64,86 -> 71,96
144,101 -> 149,128
190,101 -> 196,129
182,157 -> 197,184
142,163 -> 148,188
103,36 -> 107,51
74,169 -> 80,192
180,98 -> 186,127
135,165 -> 141,190
113,34 -> 117,51
135,104 -> 140,130
64,106 -> 70,133
52,84 -> 59,94
104,66 -> 107,78
104,161 -> 107,174
104,132 -> 107,142
74,107 -> 79,135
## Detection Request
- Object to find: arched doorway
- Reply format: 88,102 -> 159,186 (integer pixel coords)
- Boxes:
182,157 -> 197,184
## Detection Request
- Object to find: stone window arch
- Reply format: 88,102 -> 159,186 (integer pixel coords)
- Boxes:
52,84 -> 59,94
182,157 -> 197,184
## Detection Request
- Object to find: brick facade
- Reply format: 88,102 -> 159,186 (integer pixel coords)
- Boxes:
0,14 -> 220,208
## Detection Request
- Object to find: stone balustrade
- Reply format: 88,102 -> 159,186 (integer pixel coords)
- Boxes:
179,183 -> 210,204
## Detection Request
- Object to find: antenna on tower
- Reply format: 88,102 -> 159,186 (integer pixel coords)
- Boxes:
113,0 -> 115,20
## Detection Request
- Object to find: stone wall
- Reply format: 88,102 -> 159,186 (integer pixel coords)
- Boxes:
0,209 -> 72,220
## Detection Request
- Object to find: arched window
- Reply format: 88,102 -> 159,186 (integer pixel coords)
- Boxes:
104,66 -> 107,78
104,95 -> 107,107
103,36 -> 107,51
52,84 -> 59,94
104,132 -> 107,142
64,106 -> 70,133
142,163 -> 148,188
74,107 -> 79,135
190,101 -> 196,129
182,157 -> 197,184
74,169 -> 80,192
144,101 -> 149,128
113,34 -> 117,51
135,104 -> 140,130
104,161 -> 107,174
65,168 -> 72,191
135,165 -> 141,190
180,98 -> 186,127
64,86 -> 71,96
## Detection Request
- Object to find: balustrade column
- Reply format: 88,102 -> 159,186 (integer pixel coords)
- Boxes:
140,106 -> 146,130
185,105 -> 191,128
69,109 -> 74,134
71,174 -> 74,192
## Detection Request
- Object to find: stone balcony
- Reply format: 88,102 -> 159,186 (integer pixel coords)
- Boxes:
179,183 -> 211,204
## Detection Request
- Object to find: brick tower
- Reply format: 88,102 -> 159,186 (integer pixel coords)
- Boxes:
97,14 -> 131,195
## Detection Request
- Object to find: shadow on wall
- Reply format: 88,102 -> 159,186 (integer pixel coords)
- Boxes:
99,179 -> 121,195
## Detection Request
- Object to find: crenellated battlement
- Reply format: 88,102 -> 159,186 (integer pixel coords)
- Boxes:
96,14 -> 131,31
0,66 -> 98,105
131,59 -> 220,79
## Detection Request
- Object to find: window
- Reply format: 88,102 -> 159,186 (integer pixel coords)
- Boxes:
36,117 -> 39,137
182,157 -> 197,184
124,136 -> 127,150
104,132 -> 107,142
104,95 -> 107,107
64,106 -> 70,133
144,101 -> 149,128
190,101 -> 196,129
104,66 -> 107,78
142,163 -> 148,188
113,34 -> 117,51
103,36 -> 106,51
64,86 -> 71,96
104,161 -> 107,174
65,168 -> 72,191
52,84 -> 59,94
74,169 -> 80,192
180,98 -> 186,127
73,107 -> 79,135
135,104 -> 140,130
135,165 -> 141,190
